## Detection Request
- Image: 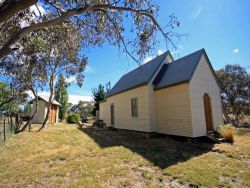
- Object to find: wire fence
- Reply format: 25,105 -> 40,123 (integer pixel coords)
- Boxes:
0,114 -> 15,144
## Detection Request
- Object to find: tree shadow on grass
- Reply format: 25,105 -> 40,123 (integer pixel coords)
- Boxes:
79,127 -> 215,169
237,128 -> 250,136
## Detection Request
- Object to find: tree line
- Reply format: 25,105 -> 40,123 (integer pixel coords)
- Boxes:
216,64 -> 249,125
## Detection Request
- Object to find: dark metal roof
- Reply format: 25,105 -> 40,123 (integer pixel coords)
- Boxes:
155,49 -> 204,89
107,51 -> 169,97
107,48 -> 217,97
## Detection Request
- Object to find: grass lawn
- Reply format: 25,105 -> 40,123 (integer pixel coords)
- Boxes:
0,123 -> 249,187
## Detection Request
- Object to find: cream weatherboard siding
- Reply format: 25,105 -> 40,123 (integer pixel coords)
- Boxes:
31,100 -> 47,124
189,55 -> 223,137
31,100 -> 59,124
155,83 -> 193,137
147,85 -> 157,132
100,86 -> 152,132
99,100 -> 110,125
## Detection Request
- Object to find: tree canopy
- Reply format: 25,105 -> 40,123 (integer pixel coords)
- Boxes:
0,0 -> 182,131
216,64 -> 250,122
92,83 -> 110,115
55,74 -> 69,121
0,0 -> 181,61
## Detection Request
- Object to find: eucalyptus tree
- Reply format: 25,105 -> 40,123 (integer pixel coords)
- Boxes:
0,32 -> 48,132
0,0 -> 182,131
0,0 -> 181,61
216,64 -> 250,123
0,81 -> 27,109
34,23 -> 86,130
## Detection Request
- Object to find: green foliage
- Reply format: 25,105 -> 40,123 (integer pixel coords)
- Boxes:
91,83 -> 111,115
216,64 -> 250,120
55,74 -> 69,121
219,124 -> 237,142
70,101 -> 93,117
66,113 -> 80,124
23,103 -> 32,113
0,1 -> 181,61
92,84 -> 106,116
0,82 -> 20,113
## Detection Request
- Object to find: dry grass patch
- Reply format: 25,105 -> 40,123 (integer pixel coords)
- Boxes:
0,124 -> 249,187
219,124 -> 237,142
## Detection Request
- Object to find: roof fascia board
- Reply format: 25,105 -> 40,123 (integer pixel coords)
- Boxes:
154,80 -> 189,91
107,82 -> 147,98
148,51 -> 170,85
188,50 -> 221,90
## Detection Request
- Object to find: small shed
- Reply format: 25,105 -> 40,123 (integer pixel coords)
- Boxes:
31,96 -> 61,124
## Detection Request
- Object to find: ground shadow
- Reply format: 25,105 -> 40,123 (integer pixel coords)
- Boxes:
79,127 -> 215,169
237,128 -> 250,136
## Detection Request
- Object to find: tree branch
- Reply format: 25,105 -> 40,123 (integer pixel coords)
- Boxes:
0,0 -> 38,23
0,4 -> 172,59
102,10 -> 140,66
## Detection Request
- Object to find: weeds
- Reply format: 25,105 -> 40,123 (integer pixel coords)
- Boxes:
219,124 -> 237,142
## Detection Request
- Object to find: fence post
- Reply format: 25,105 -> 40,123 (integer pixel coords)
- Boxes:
3,119 -> 6,142
29,120 -> 31,132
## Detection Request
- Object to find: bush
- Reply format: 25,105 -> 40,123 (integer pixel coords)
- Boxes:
219,124 -> 237,142
66,113 -> 81,124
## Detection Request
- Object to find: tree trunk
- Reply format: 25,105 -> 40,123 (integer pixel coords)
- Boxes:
0,97 -> 15,109
222,105 -> 231,124
0,0 -> 37,24
39,103 -> 51,131
38,76 -> 54,131
15,88 -> 38,133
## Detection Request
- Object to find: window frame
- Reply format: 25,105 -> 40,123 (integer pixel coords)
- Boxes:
131,97 -> 138,117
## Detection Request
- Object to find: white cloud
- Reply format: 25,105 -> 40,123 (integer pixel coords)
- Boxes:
143,56 -> 154,63
170,45 -> 184,56
19,4 -> 46,28
233,48 -> 239,54
85,65 -> 95,73
190,5 -> 202,20
157,49 -> 164,56
26,91 -> 92,105
143,49 -> 165,64
65,76 -> 76,83
30,4 -> 46,17
68,95 -> 93,105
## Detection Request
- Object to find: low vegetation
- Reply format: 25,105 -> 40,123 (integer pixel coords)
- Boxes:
219,124 -> 237,142
0,124 -> 249,187
66,114 -> 81,124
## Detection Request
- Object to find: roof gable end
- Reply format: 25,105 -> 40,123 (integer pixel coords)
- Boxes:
155,49 -> 204,89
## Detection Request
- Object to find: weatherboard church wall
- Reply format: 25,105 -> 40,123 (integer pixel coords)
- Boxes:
189,55 -> 223,137
100,85 -> 152,132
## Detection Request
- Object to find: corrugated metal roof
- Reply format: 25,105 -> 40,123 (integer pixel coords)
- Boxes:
107,51 -> 169,97
37,96 -> 61,106
106,49 -> 208,96
155,49 -> 204,89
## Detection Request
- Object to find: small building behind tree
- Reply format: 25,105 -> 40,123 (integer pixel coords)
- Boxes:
31,96 -> 61,124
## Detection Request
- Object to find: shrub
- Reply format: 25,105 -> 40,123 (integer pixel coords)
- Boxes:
219,124 -> 237,143
66,113 -> 81,124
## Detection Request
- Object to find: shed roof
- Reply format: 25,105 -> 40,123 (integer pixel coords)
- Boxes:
36,96 -> 61,106
107,51 -> 170,97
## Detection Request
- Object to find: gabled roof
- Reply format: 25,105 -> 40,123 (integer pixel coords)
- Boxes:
37,96 -> 61,106
107,51 -> 170,97
155,49 -> 204,89
154,48 -> 220,90
107,48 -> 219,97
